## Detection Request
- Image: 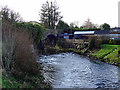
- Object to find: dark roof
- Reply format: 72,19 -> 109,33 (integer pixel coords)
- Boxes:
94,30 -> 110,34
112,27 -> 120,30
111,27 -> 120,33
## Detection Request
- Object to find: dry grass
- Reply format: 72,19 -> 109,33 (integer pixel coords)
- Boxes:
2,19 -> 39,76
12,30 -> 39,76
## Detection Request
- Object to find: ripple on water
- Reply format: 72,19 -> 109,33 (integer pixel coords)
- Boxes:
39,53 -> 120,88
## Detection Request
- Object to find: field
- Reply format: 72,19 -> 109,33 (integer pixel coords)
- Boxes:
104,47 -> 120,65
93,44 -> 120,66
93,44 -> 118,59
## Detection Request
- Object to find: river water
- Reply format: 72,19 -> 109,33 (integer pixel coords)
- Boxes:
39,53 -> 120,88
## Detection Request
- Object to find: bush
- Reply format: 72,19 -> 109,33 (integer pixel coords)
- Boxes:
88,37 -> 95,50
88,36 -> 110,50
12,31 -> 39,76
2,20 -> 39,77
115,40 -> 120,45
109,39 -> 116,45
118,50 -> 120,56
13,22 -> 46,45
57,39 -> 74,48
100,37 -> 109,44
2,6 -> 40,79
95,38 -> 102,48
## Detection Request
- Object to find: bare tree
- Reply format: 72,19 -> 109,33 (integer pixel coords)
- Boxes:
70,21 -> 79,28
1,6 -> 22,71
1,6 -> 22,23
82,18 -> 96,28
39,1 -> 62,29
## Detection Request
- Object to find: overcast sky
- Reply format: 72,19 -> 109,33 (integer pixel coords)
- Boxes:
0,0 -> 119,27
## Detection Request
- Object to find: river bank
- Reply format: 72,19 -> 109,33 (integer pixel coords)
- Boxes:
4,43 -> 118,88
1,68 -> 50,88
43,44 -> 120,67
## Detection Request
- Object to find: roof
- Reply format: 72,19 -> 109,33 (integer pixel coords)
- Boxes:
112,27 -> 120,30
74,31 -> 95,35
94,30 -> 110,34
111,27 -> 120,33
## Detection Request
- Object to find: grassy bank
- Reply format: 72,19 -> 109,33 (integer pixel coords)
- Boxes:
104,48 -> 120,65
2,70 -> 22,88
2,69 -> 50,88
54,44 -> 120,67
92,44 -> 120,66
93,44 -> 118,59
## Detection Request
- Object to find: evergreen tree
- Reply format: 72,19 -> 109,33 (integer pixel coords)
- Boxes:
39,1 -> 62,29
101,23 -> 110,30
56,20 -> 69,29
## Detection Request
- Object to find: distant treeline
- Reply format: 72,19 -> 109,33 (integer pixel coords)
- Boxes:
73,28 -> 101,31
58,28 -> 101,34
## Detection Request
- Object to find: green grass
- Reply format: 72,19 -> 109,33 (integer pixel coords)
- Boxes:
2,70 -> 22,88
104,47 -> 120,65
93,44 -> 118,59
1,69 -> 49,88
0,42 -> 21,88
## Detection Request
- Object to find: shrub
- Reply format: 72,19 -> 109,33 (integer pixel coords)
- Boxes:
57,39 -> 74,48
95,38 -> 102,48
88,37 -> 95,50
118,50 -> 120,56
2,6 -> 39,77
2,21 -> 39,76
100,37 -> 109,44
88,36 -> 103,49
115,40 -> 120,45
13,22 -> 46,46
109,39 -> 116,45
56,39 -> 66,48
12,30 -> 39,76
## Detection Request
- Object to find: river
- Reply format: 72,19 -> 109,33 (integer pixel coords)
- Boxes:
39,53 -> 120,88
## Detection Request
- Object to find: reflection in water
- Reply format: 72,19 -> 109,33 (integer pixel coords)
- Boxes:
39,53 -> 120,88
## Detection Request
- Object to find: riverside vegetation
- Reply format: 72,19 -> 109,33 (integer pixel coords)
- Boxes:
2,21 -> 120,88
1,6 -> 120,88
44,37 -> 120,67
2,22 -> 50,88
1,7 -> 50,88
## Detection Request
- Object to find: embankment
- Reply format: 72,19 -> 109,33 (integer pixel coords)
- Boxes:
43,44 -> 120,67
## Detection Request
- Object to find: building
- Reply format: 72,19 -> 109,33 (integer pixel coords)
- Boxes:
58,28 -> 120,41
58,33 -> 74,39
110,27 -> 120,40
74,31 -> 94,39
94,30 -> 110,37
111,27 -> 120,33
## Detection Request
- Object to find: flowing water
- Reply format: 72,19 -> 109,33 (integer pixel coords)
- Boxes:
39,53 -> 120,88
